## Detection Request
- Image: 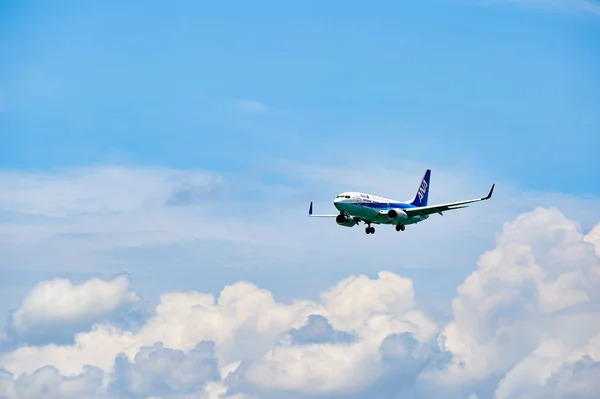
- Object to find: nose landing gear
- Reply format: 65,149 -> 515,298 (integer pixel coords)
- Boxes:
395,224 -> 405,232
365,223 -> 375,234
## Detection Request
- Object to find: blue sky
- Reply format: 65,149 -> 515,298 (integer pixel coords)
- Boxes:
2,0 -> 599,192
1,1 -> 600,398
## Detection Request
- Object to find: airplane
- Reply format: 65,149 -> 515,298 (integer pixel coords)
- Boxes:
308,169 -> 494,234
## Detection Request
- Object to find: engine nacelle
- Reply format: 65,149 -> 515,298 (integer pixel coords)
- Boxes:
387,208 -> 409,221
336,214 -> 357,227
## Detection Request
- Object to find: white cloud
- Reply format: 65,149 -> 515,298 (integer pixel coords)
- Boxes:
0,365 -> 106,399
11,275 -> 140,333
235,100 -> 270,113
423,207 -> 600,398
490,331 -> 600,399
320,271 -> 417,332
0,207 -> 599,398
585,222 -> 600,256
109,342 -> 220,398
0,269 -> 436,397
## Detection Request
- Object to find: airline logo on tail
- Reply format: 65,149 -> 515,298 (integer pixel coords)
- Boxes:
417,179 -> 428,202
411,169 -> 431,207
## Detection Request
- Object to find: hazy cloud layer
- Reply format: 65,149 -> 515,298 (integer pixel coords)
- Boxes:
0,207 -> 598,398
2,163 -> 598,272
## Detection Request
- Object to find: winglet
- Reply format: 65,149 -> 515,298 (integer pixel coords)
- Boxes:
482,184 -> 495,200
309,201 -> 313,216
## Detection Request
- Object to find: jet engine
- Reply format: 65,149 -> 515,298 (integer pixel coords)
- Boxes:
387,208 -> 408,221
336,214 -> 357,227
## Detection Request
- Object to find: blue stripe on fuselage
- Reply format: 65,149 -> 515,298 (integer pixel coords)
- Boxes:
354,202 -> 416,209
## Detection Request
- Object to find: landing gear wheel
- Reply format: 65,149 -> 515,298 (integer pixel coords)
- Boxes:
368,227 -> 375,234
365,227 -> 370,234
396,224 -> 405,232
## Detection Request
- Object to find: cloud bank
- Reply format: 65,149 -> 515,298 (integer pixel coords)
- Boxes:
0,207 -> 599,398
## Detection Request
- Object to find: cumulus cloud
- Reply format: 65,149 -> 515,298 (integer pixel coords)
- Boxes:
2,207 -> 598,399
585,222 -> 600,256
109,342 -> 220,398
286,314 -> 356,345
10,275 -> 140,334
0,365 -> 106,399
0,269 -> 437,398
419,207 -> 600,399
1,275 -> 142,350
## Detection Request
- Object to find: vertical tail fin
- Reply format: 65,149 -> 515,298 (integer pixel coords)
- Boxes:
410,169 -> 431,207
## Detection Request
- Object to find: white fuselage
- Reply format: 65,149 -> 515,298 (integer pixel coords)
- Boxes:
333,191 -> 428,225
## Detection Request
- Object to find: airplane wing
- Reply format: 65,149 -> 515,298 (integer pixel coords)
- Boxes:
403,184 -> 495,217
308,201 -> 338,217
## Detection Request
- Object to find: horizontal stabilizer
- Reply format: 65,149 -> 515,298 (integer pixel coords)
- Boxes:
308,201 -> 338,217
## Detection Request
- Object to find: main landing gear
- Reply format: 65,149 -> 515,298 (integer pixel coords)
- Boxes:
365,224 -> 375,234
395,224 -> 405,232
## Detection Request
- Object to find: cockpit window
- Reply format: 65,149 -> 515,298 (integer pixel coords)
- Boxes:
345,195 -> 351,198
